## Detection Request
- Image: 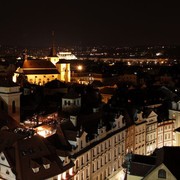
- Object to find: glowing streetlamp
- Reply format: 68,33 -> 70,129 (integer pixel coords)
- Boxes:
77,65 -> 83,71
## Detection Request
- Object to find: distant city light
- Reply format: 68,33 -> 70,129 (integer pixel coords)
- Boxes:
156,52 -> 163,56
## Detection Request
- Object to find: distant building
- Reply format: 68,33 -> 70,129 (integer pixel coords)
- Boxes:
15,59 -> 60,85
46,38 -> 71,83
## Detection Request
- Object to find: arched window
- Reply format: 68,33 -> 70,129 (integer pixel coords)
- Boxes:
1,101 -> 4,110
158,169 -> 166,178
64,100 -> 67,105
12,101 -> 16,113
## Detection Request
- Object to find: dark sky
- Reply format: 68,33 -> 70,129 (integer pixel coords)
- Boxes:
0,0 -> 180,47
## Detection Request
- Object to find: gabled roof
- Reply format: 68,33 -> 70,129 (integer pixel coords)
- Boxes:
0,111 -> 20,130
23,69 -> 59,74
63,89 -> 81,99
154,146 -> 180,179
21,59 -> 60,75
1,130 -> 74,180
44,79 -> 67,88
23,59 -> 56,69
143,109 -> 157,119
127,147 -> 180,180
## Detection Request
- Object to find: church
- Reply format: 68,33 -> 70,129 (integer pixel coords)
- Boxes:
13,41 -> 71,85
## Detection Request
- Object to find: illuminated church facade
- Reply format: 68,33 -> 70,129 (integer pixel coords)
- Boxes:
14,42 -> 71,85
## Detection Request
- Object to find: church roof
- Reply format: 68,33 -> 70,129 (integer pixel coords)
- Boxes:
22,59 -> 59,75
23,69 -> 59,75
23,59 -> 57,69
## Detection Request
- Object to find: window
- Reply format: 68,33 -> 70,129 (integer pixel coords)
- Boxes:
76,160 -> 79,168
81,156 -> 84,165
93,163 -> 95,172
64,100 -> 67,105
158,169 -> 166,179
12,101 -> 16,113
86,168 -> 89,178
1,156 -> 5,161
1,101 -> 4,110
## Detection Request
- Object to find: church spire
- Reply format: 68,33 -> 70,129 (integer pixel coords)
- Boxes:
49,30 -> 57,57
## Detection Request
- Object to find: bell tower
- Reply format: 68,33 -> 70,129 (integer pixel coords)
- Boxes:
47,31 -> 60,65
0,78 -> 21,123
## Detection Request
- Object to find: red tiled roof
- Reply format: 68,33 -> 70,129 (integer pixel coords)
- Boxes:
23,69 -> 59,74
0,111 -> 20,130
23,59 -> 56,69
1,132 -> 74,180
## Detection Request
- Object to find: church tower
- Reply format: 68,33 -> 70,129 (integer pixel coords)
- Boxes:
47,31 -> 60,65
0,77 -> 21,123
47,31 -> 71,83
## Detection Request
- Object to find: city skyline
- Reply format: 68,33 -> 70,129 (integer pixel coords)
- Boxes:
0,1 -> 180,47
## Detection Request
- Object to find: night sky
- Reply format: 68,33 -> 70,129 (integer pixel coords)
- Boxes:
0,0 -> 180,47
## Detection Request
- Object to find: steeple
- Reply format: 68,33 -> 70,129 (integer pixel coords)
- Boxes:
49,31 -> 57,57
22,49 -> 28,60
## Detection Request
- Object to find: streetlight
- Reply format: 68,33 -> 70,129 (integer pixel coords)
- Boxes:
77,65 -> 83,71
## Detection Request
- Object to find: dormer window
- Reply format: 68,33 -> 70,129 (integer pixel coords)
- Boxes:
1,156 -> 5,161
32,167 -> 40,173
43,163 -> 50,169
158,169 -> 166,179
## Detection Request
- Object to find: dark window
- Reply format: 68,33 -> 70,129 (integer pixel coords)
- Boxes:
64,100 -> 67,105
1,101 -> 4,110
158,169 -> 166,179
1,156 -> 5,161
76,160 -> 78,168
12,101 -> 16,113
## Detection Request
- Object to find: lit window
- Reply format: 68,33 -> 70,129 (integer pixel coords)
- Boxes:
43,163 -> 50,169
32,167 -> 39,173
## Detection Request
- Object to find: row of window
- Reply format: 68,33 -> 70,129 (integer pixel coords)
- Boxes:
76,138 -> 124,169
